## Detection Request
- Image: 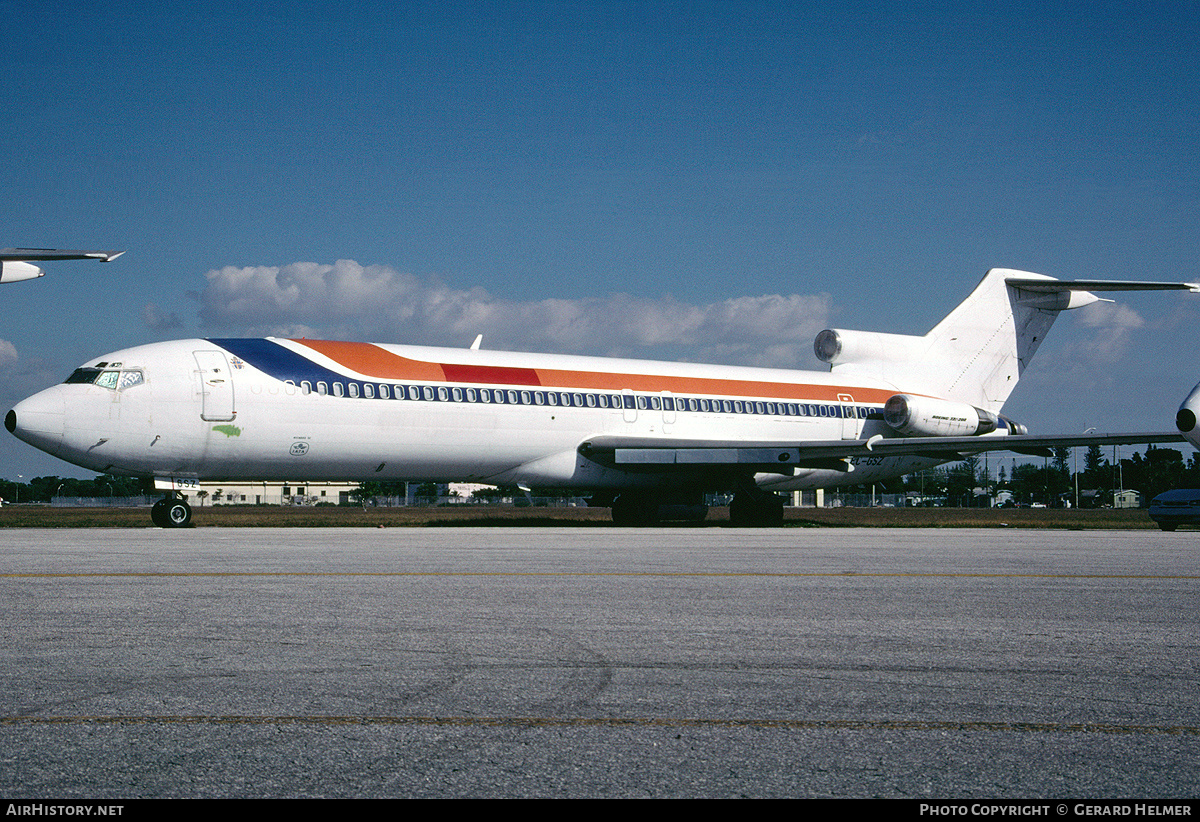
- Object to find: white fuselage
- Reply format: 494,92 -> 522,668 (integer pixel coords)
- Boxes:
9,337 -> 945,491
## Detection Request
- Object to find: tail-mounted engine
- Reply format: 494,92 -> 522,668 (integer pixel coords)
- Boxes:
883,393 -> 998,437
814,328 -> 927,367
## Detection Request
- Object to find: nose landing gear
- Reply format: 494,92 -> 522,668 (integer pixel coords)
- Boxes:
151,495 -> 192,528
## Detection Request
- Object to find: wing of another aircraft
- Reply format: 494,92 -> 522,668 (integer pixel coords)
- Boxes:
0,248 -> 126,262
579,431 -> 1187,474
0,248 -> 125,283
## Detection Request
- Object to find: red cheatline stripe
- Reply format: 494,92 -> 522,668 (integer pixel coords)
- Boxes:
442,362 -> 542,386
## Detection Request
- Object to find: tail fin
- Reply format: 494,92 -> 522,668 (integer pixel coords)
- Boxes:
815,268 -> 1199,413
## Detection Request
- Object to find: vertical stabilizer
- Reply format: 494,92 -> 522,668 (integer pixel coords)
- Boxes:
820,269 -> 1107,412
920,268 -> 1066,411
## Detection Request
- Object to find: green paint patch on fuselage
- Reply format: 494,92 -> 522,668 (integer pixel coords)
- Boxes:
212,424 -> 242,438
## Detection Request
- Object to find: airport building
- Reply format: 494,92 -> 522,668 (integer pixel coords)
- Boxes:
195,481 -> 490,506
193,481 -> 357,506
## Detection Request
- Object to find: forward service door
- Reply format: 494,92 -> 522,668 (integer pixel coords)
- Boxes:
194,350 -> 237,421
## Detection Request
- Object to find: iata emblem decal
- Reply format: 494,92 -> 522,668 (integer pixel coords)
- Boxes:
289,442 -> 310,456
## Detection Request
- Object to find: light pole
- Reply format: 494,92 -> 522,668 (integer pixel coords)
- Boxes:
1076,428 -> 1095,510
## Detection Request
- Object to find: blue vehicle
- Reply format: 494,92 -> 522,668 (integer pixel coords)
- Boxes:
1148,489 -> 1200,531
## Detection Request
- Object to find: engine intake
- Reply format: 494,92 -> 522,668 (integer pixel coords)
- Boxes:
883,394 -> 998,437
814,329 -> 928,366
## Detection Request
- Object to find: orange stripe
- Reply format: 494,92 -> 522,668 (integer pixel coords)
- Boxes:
291,339 -> 896,403
292,340 -> 445,381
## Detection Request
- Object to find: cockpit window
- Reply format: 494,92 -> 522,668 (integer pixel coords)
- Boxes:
118,371 -> 144,390
65,368 -> 102,384
65,368 -> 144,390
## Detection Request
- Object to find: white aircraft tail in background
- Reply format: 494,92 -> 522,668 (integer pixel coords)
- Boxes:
6,266 -> 1195,527
0,248 -> 125,283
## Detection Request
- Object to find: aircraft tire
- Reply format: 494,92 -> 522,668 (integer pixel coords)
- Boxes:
729,491 -> 784,527
165,499 -> 193,528
151,498 -> 169,527
152,497 -> 193,528
611,494 -> 660,526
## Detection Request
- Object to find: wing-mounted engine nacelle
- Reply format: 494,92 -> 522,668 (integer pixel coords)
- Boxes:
883,393 -> 999,437
0,261 -> 43,284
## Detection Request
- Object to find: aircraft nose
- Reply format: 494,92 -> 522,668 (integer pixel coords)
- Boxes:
7,390 -> 66,453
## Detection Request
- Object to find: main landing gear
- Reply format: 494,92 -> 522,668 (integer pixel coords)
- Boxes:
608,484 -> 786,527
151,495 -> 193,528
610,492 -> 709,526
727,486 -> 785,527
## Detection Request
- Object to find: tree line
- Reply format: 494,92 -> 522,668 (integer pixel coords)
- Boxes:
892,445 -> 1198,507
0,475 -> 152,504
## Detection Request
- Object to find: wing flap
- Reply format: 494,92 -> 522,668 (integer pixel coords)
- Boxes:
580,431 -> 1185,473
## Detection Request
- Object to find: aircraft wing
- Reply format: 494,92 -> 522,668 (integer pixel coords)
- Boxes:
579,431 -> 1187,474
0,248 -> 125,262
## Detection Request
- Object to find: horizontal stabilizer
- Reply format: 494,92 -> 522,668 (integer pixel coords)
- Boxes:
1005,277 -> 1200,293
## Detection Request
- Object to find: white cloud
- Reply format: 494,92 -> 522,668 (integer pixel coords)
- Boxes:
142,302 -> 183,332
197,260 -> 834,368
0,339 -> 18,368
1072,301 -> 1147,361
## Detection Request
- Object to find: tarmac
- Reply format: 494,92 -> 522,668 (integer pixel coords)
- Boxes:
0,526 -> 1197,798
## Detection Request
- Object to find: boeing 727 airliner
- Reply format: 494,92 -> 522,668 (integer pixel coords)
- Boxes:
6,268 -> 1195,526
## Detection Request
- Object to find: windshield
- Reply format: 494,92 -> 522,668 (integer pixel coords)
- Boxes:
64,368 -> 144,390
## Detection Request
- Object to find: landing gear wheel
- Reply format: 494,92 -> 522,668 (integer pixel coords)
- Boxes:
151,499 -> 168,527
152,497 -> 193,528
611,494 -> 660,526
165,499 -> 192,527
728,491 -> 785,527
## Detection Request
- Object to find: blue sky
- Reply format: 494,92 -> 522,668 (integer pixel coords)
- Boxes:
2,1 -> 1199,479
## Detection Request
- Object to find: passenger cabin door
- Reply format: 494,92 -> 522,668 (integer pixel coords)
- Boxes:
194,350 -> 237,421
661,391 -> 676,433
838,393 -> 862,440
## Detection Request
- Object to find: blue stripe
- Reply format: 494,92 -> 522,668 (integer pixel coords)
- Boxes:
207,338 -> 345,385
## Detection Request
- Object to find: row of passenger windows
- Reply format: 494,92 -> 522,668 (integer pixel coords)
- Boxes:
286,379 -> 876,420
